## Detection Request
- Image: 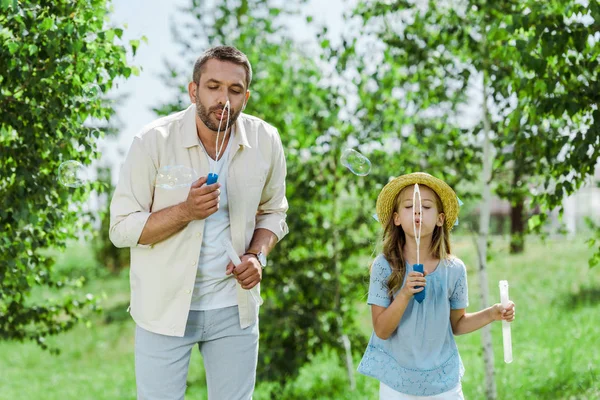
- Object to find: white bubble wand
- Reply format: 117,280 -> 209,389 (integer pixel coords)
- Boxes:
222,238 -> 263,305
499,280 -> 513,363
412,184 -> 425,303
206,100 -> 231,184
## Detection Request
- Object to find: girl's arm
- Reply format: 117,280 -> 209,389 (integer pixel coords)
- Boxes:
450,302 -> 515,335
372,271 -> 426,339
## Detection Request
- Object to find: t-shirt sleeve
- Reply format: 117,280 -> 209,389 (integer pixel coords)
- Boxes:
449,259 -> 469,309
367,255 -> 393,308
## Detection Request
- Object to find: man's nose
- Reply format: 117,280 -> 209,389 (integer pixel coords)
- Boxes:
216,89 -> 230,106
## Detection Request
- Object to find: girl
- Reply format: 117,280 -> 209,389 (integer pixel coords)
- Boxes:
358,172 -> 516,399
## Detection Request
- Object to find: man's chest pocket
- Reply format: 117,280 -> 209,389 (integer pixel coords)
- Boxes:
152,186 -> 189,212
238,161 -> 268,195
244,172 -> 267,188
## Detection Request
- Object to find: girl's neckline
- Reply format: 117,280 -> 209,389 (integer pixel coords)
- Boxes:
405,260 -> 442,276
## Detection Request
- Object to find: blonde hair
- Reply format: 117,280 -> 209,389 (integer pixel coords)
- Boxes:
379,185 -> 452,297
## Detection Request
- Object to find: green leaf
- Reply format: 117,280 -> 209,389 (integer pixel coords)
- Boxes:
40,17 -> 53,31
7,41 -> 18,54
129,39 -> 140,56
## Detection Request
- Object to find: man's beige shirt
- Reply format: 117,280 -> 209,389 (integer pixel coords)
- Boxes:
109,104 -> 288,337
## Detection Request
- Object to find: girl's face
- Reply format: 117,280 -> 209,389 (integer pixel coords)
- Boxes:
393,185 -> 445,238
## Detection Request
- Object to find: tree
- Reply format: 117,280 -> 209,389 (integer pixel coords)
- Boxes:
0,0 -> 138,348
354,0 -> 600,397
493,1 -> 600,262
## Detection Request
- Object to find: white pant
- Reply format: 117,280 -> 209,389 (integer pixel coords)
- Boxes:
135,306 -> 258,400
380,382 -> 465,400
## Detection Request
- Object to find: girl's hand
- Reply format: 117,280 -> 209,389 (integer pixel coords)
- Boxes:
399,271 -> 426,300
492,301 -> 515,322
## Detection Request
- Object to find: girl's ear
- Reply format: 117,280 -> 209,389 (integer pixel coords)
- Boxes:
393,211 -> 401,226
437,213 -> 445,227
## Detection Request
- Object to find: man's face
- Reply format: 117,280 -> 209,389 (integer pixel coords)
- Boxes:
190,59 -> 249,132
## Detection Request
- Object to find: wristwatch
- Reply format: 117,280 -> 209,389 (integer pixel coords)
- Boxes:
245,251 -> 267,268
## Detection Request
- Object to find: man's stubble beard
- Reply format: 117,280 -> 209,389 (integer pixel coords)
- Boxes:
195,93 -> 243,132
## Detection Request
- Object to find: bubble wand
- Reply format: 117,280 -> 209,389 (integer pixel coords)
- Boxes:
206,100 -> 231,185
499,280 -> 513,363
222,238 -> 263,305
412,184 -> 425,303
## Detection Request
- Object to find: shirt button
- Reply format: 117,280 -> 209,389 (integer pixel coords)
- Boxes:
186,289 -> 191,294
191,261 -> 196,266
196,233 -> 201,238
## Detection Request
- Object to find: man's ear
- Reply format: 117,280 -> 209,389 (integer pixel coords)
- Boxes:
242,90 -> 251,110
188,82 -> 198,103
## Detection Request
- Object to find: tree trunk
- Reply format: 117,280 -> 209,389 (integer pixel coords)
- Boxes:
509,197 -> 525,254
509,156 -> 526,253
478,72 -> 497,400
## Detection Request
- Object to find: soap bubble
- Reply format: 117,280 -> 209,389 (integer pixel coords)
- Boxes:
58,160 -> 89,188
341,148 -> 371,176
155,165 -> 198,189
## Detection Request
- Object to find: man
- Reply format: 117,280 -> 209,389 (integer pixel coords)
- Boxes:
109,45 -> 288,400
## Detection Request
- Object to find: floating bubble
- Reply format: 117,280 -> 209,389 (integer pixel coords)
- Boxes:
155,165 -> 198,189
58,160 -> 89,188
341,148 -> 371,176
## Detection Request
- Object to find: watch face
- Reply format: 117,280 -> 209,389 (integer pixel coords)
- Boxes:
258,252 -> 267,267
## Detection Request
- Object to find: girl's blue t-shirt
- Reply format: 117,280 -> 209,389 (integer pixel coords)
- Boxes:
357,254 -> 469,396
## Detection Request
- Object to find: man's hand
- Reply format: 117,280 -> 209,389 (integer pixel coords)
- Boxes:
225,254 -> 262,290
180,177 -> 221,221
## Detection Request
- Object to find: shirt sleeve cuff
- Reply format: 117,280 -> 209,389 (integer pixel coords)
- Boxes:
111,212 -> 152,248
255,213 -> 288,241
367,298 -> 391,308
450,301 -> 469,310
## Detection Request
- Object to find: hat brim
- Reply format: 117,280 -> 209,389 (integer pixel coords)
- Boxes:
376,172 -> 459,231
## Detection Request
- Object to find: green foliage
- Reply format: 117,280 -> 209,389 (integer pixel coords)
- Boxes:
355,0 -> 600,259
494,1 -> 600,262
0,0 -> 137,347
92,165 -> 129,273
350,0 -> 483,200
585,217 -> 600,268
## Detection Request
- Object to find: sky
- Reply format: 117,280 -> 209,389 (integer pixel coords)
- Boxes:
104,0 -> 349,172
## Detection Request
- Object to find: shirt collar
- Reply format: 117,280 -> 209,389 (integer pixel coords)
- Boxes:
181,104 -> 252,149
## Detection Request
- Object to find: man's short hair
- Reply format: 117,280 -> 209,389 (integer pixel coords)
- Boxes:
193,46 -> 252,88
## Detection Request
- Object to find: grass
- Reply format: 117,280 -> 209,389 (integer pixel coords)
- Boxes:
0,235 -> 599,399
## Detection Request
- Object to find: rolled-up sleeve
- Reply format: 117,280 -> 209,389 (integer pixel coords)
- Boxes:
109,136 -> 157,248
255,130 -> 288,241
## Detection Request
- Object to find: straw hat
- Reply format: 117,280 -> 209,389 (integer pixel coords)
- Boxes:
376,172 -> 459,231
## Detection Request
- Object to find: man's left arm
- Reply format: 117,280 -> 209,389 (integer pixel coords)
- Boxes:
225,129 -> 289,289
